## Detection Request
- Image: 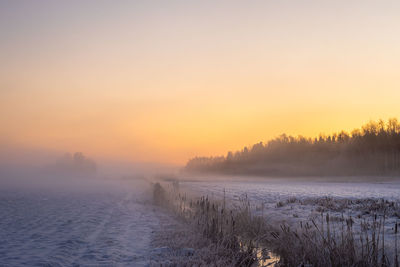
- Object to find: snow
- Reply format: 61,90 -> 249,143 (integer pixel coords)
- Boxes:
180,179 -> 400,226
180,179 -> 400,203
179,177 -> 400,260
0,178 -> 160,266
2,176 -> 398,266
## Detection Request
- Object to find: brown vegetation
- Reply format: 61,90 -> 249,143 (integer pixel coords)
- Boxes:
153,182 -> 400,267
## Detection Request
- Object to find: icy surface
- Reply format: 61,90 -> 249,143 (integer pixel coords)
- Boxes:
0,179 -> 159,266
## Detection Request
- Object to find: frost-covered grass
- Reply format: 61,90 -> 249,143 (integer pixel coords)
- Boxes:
154,179 -> 400,267
151,182 -> 260,266
268,196 -> 400,266
150,214 -> 253,267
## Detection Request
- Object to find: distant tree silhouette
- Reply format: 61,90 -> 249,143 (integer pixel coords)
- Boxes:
52,152 -> 97,175
184,118 -> 400,177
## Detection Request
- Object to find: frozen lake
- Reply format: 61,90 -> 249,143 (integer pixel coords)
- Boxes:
0,179 -> 159,266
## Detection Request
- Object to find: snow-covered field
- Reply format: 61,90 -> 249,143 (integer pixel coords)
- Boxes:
180,177 -> 400,258
2,176 -> 399,266
181,179 -> 400,203
180,178 -> 400,224
0,178 -> 161,266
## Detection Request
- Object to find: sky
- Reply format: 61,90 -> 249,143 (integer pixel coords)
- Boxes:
1,1 -> 400,165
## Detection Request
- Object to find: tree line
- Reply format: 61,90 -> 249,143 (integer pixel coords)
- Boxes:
184,118 -> 400,176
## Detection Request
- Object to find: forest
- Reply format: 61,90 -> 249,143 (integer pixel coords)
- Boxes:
185,118 -> 400,176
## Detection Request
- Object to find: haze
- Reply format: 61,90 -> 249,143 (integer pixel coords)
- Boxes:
1,1 -> 400,165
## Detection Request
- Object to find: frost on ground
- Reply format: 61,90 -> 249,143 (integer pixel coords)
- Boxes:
180,179 -> 400,227
0,178 -> 164,266
149,208 -> 249,267
0,175 -> 250,266
173,178 -> 400,266
2,176 -> 399,266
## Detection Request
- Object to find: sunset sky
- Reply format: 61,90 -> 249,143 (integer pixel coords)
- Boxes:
1,1 -> 400,164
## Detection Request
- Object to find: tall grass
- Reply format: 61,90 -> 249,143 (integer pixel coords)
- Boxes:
153,182 -> 259,266
153,182 -> 399,267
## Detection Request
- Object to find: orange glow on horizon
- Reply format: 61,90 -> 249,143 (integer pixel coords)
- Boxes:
1,1 -> 400,165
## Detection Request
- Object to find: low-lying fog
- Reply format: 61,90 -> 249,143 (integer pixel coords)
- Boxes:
0,146 -> 178,266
